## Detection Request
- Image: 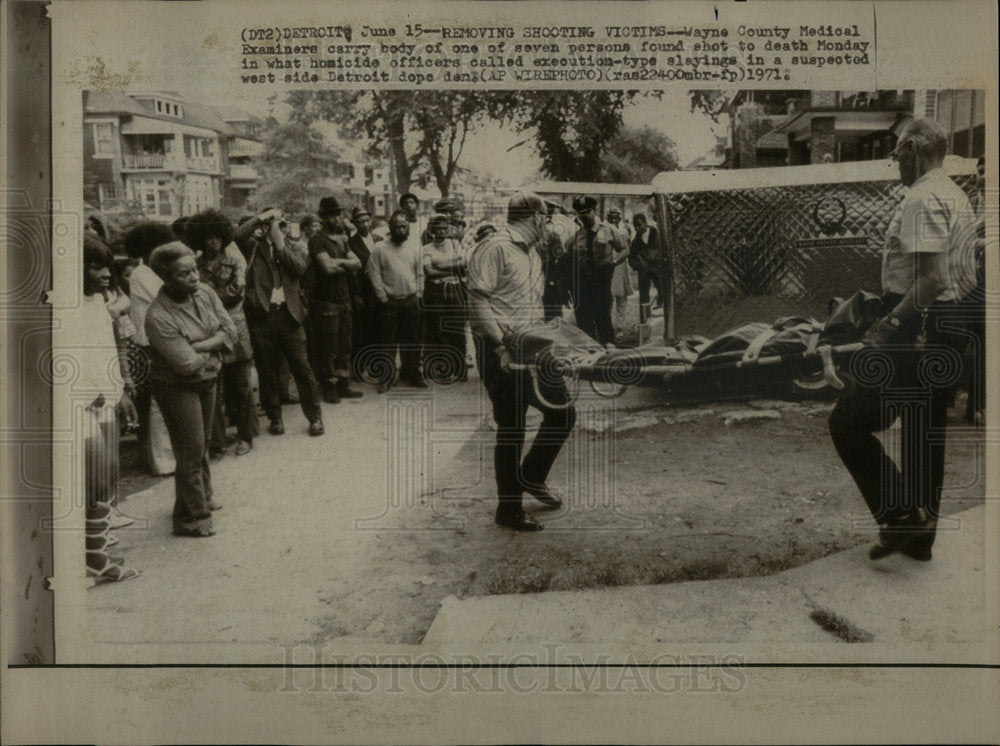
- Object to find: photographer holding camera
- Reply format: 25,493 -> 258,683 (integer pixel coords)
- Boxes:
235,207 -> 325,437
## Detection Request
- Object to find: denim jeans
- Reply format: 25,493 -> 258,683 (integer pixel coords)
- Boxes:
151,378 -> 216,531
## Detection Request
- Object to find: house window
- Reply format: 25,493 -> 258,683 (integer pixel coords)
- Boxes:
129,177 -> 172,217
924,91 -> 937,118
98,183 -> 118,208
93,123 -> 115,155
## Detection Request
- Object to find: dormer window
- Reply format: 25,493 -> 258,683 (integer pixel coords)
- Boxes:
149,98 -> 182,119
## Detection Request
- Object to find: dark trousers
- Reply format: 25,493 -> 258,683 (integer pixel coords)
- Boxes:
960,287 -> 985,419
352,301 -> 379,377
828,300 -> 966,551
422,282 -> 467,382
150,378 -> 216,531
378,295 -> 423,383
309,300 -> 353,392
575,269 -> 615,345
637,268 -> 662,307
542,282 -> 565,322
248,304 -> 321,423
211,359 -> 258,448
475,334 -> 577,516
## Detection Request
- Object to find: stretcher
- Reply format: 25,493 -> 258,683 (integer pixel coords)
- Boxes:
505,293 -> 878,409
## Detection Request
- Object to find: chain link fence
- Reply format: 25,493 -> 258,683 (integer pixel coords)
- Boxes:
656,164 -> 977,339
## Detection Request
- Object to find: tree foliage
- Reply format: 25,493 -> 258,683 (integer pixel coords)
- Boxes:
286,90 -> 647,193
511,91 -> 641,182
287,91 -> 508,197
600,126 -> 679,184
688,90 -> 730,123
249,119 -> 344,215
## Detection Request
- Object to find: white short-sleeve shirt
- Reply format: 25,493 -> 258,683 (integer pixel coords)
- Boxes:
882,169 -> 977,302
466,228 -> 544,336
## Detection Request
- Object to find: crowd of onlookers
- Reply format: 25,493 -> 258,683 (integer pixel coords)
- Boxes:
82,190 -> 661,579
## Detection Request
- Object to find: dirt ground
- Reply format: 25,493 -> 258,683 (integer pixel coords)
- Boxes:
104,292 -> 983,648
115,382 -> 984,647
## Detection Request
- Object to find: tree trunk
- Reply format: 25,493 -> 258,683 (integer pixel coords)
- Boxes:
386,110 -> 410,194
429,152 -> 451,197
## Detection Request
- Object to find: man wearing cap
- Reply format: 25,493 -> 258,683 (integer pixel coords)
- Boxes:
367,209 -> 427,390
467,191 -> 577,532
422,197 -> 460,245
307,196 -> 364,403
235,207 -> 324,436
347,206 -> 379,378
570,195 -> 630,345
828,118 -> 978,563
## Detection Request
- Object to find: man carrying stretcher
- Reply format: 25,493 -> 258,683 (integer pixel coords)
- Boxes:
467,191 -> 578,532
828,118 -> 979,562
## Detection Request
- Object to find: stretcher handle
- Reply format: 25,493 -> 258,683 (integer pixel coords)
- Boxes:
508,363 -> 579,410
731,342 -> 865,368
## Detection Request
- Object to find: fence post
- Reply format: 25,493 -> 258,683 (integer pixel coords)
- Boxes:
655,192 -> 676,342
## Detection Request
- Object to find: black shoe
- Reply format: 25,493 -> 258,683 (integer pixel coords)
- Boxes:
408,378 -> 429,389
268,419 -> 285,436
495,511 -> 544,532
869,510 -> 933,561
526,485 -> 563,510
308,419 -> 325,436
323,389 -> 341,404
337,380 -> 363,398
900,543 -> 933,562
173,524 -> 216,538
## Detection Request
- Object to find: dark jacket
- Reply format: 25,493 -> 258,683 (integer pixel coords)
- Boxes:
235,218 -> 308,324
348,231 -> 377,307
628,225 -> 661,275
572,221 -> 628,274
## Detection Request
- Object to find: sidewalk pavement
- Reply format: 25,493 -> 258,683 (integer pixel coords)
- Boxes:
423,505 -> 988,650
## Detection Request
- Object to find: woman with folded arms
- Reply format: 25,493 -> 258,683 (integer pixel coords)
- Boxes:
145,242 -> 236,537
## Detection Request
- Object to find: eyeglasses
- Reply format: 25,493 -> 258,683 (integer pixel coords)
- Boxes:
889,140 -> 913,161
